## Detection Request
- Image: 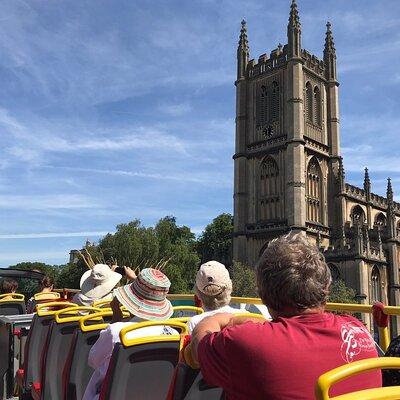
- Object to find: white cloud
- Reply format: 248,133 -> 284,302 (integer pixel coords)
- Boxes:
158,103 -> 192,117
46,166 -> 232,186
7,146 -> 40,163
0,250 -> 69,265
0,231 -> 109,239
0,194 -> 101,210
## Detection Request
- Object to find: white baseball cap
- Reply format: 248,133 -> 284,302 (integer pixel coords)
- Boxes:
195,261 -> 232,296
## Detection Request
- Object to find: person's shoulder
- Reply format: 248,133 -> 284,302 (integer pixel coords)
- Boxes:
330,313 -> 366,326
223,319 -> 271,341
329,313 -> 374,337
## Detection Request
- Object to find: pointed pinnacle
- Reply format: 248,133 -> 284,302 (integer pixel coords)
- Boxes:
324,21 -> 336,54
239,19 -> 249,51
387,177 -> 393,197
364,167 -> 370,185
289,0 -> 300,28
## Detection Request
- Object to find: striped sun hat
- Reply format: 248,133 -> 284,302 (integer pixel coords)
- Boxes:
113,268 -> 173,321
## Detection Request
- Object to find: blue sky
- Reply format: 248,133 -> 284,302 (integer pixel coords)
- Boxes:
0,0 -> 400,266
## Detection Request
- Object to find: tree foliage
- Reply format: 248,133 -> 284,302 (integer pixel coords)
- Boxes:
328,280 -> 357,304
96,216 -> 200,294
230,262 -> 258,297
196,213 -> 233,265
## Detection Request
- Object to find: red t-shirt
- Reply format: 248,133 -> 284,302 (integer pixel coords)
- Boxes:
198,313 -> 381,400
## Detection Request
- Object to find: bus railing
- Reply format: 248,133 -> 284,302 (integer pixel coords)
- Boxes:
166,294 -> 400,352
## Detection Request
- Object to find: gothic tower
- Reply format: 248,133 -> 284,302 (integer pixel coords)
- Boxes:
233,0 -> 341,265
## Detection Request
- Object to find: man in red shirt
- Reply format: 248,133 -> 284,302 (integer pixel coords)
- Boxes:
189,233 -> 381,400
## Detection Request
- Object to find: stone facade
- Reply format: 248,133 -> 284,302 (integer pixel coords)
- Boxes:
232,0 -> 400,335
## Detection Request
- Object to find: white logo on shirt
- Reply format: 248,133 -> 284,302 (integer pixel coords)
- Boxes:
340,322 -> 375,363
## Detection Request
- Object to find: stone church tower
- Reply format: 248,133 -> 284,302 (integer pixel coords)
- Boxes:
233,0 -> 400,334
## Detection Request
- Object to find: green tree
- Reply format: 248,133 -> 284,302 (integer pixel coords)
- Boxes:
328,280 -> 357,304
196,213 -> 233,265
95,217 -> 200,294
155,216 -> 199,292
230,262 -> 258,297
99,219 -> 159,266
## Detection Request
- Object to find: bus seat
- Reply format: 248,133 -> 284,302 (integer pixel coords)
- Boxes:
170,362 -> 224,400
99,320 -> 188,400
28,292 -> 62,312
0,293 -> 26,315
315,357 -> 400,400
0,293 -> 24,301
16,302 -> 78,396
62,310 -> 120,400
34,306 -> 101,400
33,292 -> 61,301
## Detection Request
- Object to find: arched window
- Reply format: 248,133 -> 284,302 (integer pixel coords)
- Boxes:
374,213 -> 387,229
351,205 -> 366,226
259,157 -> 280,221
305,82 -> 313,123
257,86 -> 268,127
371,265 -> 381,302
328,264 -> 341,282
306,158 -> 322,223
270,81 -> 279,122
313,86 -> 321,126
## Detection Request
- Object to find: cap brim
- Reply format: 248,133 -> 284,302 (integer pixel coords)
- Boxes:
114,284 -> 173,321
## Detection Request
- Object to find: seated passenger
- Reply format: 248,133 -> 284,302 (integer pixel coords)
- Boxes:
0,278 -> 19,300
188,261 -> 239,333
82,268 -> 177,400
382,335 -> 400,386
72,264 -> 123,306
26,276 -> 57,313
188,233 -> 381,400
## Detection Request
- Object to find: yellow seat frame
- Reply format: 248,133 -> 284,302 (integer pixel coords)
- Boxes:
315,357 -> 400,400
0,293 -> 25,301
120,320 -> 189,348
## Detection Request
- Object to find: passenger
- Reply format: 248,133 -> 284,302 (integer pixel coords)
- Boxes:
82,268 -> 177,400
72,264 -> 125,306
26,276 -> 57,313
188,233 -> 381,400
188,261 -> 239,333
0,279 -> 19,300
382,335 -> 400,386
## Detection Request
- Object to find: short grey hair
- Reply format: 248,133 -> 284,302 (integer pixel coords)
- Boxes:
195,285 -> 232,311
256,233 -> 331,312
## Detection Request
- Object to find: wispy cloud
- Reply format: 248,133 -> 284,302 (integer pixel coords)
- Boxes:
0,194 -> 101,210
0,250 -> 70,265
45,166 -> 231,186
0,231 -> 109,240
158,102 -> 192,117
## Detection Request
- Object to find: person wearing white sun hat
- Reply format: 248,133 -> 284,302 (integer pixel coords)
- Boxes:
72,264 -> 123,306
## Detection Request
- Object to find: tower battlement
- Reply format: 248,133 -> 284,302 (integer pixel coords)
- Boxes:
301,50 -> 325,77
248,46 -> 288,78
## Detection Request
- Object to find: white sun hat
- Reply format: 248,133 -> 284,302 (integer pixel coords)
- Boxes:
79,264 -> 122,300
